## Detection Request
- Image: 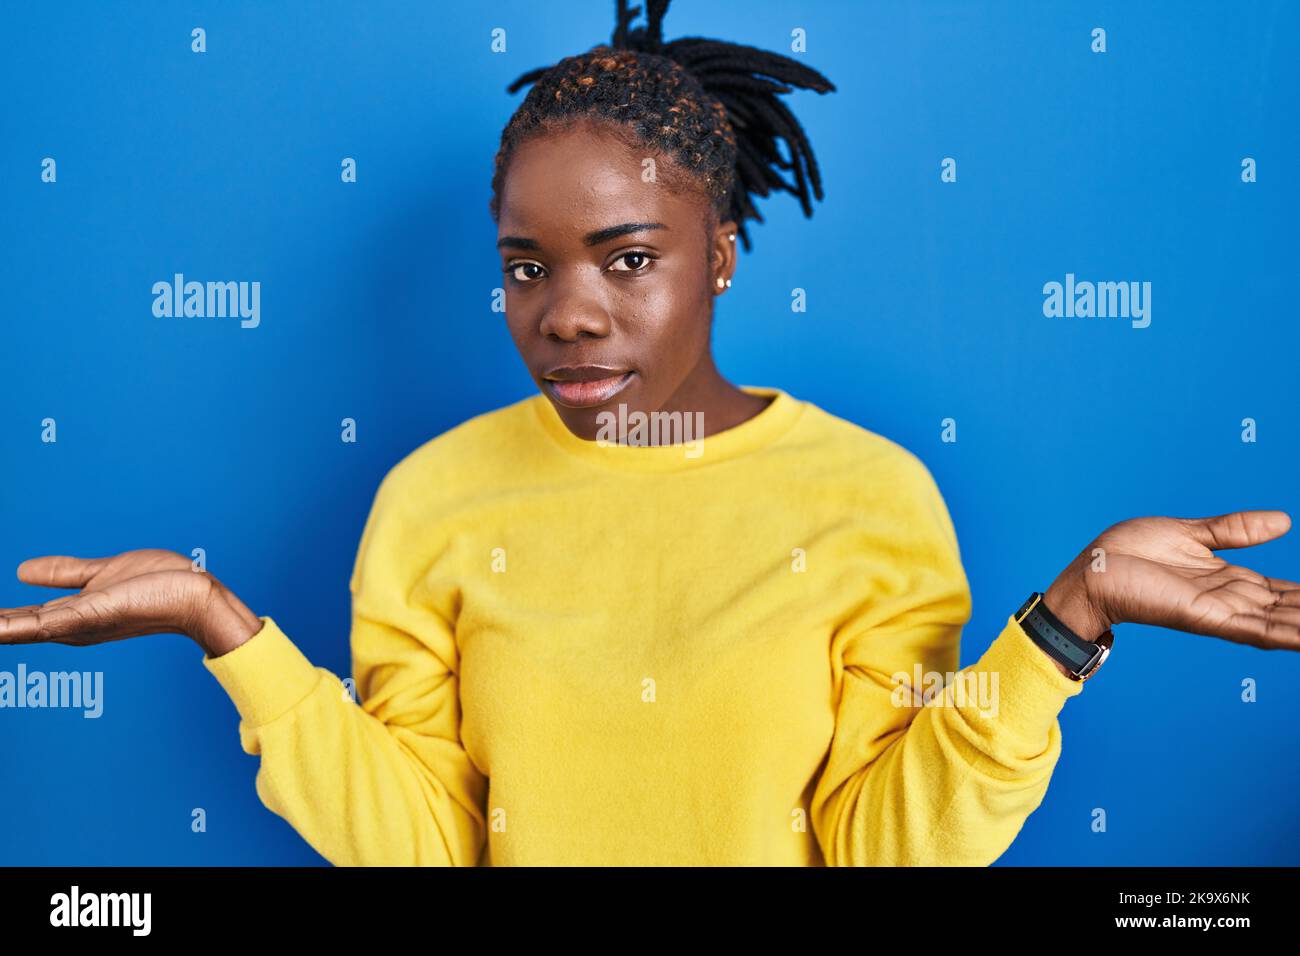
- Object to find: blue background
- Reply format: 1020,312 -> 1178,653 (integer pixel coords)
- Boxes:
1,1 -> 1297,865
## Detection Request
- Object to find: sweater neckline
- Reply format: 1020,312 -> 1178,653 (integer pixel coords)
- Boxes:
530,384 -> 805,473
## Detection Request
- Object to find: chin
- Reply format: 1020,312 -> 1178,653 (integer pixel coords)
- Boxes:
551,399 -> 624,442
540,372 -> 647,440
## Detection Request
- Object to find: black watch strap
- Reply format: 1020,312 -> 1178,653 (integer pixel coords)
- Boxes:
1014,591 -> 1113,682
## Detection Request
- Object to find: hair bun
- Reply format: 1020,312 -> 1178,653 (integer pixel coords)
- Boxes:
497,0 -> 835,252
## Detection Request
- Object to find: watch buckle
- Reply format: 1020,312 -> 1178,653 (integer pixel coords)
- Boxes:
1076,629 -> 1114,682
1015,591 -> 1042,623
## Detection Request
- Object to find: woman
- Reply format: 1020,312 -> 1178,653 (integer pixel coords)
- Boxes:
3,0 -> 1298,867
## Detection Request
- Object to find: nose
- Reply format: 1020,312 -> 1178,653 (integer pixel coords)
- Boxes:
537,275 -> 613,341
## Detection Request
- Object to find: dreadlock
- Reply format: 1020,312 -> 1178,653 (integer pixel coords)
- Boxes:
489,0 -> 836,253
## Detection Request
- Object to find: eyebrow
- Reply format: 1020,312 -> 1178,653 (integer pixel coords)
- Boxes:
496,222 -> 668,251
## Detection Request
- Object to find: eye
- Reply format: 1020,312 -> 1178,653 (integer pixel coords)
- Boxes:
607,250 -> 656,274
504,260 -> 546,284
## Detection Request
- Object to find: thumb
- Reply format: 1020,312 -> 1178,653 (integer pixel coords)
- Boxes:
15,555 -> 110,589
1178,510 -> 1292,551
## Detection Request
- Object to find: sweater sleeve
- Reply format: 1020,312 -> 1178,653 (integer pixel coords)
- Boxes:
201,464 -> 489,866
810,453 -> 1084,866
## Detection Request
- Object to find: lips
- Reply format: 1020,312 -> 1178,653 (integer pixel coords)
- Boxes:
542,367 -> 636,408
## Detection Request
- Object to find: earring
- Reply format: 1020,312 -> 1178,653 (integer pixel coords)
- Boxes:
716,277 -> 725,289
728,234 -> 736,242
725,279 -> 731,287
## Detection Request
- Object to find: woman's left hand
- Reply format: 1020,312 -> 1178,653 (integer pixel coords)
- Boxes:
1043,510 -> 1300,650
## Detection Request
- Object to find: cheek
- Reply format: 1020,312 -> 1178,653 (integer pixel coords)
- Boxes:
503,313 -> 536,357
632,294 -> 710,368
634,257 -> 710,335
502,313 -> 522,342
640,264 -> 710,344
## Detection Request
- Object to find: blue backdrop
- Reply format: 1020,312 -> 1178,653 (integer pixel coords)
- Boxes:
2,1 -> 1297,865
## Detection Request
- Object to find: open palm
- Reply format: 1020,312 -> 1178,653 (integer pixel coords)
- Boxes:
1074,510 -> 1300,648
0,549 -> 209,646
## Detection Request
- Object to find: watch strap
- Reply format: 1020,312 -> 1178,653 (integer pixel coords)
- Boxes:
1015,591 -> 1112,681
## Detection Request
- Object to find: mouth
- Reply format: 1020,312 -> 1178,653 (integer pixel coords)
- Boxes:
542,367 -> 637,409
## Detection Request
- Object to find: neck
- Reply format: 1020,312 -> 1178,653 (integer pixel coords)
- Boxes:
658,352 -> 773,439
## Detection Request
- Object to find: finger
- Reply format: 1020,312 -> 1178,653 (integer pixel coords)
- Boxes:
1207,579 -> 1300,636
0,595 -> 80,617
1178,511 -> 1291,551
1214,606 -> 1300,649
15,556 -> 110,589
1265,577 -> 1300,606
1244,571 -> 1300,606
1217,565 -> 1300,607
0,600 -> 96,645
1252,585 -> 1300,609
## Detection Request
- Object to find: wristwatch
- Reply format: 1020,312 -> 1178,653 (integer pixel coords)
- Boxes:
1014,591 -> 1113,682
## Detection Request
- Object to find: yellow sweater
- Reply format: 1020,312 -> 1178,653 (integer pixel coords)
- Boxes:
203,386 -> 1083,866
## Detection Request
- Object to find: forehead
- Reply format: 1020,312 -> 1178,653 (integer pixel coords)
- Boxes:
498,120 -> 704,236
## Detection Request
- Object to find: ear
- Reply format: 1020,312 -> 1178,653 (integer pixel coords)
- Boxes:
709,219 -> 739,296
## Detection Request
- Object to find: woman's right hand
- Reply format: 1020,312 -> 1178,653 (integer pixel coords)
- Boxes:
0,549 -> 263,657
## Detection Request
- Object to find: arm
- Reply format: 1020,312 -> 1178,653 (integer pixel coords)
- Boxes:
809,490 -> 1300,866
809,456 -> 1082,866
202,466 -> 488,867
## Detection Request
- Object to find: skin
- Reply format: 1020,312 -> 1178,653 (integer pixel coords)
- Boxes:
4,118 -> 1300,687
496,118 -> 770,440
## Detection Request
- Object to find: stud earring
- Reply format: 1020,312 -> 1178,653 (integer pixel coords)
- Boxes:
716,277 -> 725,289
725,279 -> 732,288
728,234 -> 736,242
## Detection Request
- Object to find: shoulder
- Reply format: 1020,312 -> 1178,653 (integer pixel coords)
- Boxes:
790,395 -> 960,550
370,391 -> 541,509
346,394 -> 540,586
794,396 -> 943,493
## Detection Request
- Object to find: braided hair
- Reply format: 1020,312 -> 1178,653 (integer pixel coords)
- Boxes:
489,0 -> 836,253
